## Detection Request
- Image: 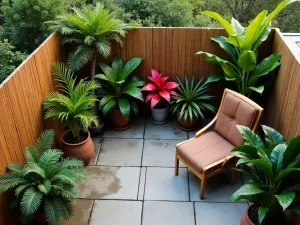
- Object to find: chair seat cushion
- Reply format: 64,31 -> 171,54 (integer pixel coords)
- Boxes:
177,131 -> 234,174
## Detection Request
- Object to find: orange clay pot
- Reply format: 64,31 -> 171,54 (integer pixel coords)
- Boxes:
109,110 -> 131,131
61,130 -> 94,166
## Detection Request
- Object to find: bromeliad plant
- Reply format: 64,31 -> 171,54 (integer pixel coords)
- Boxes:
43,62 -> 100,141
95,55 -> 144,118
142,69 -> 179,108
197,0 -> 300,97
0,130 -> 87,225
170,74 -> 221,121
230,125 -> 300,224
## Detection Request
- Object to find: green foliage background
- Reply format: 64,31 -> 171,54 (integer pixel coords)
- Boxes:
0,0 -> 299,84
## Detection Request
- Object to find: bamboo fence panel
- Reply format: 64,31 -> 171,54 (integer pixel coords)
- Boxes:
264,29 -> 300,140
0,33 -> 64,225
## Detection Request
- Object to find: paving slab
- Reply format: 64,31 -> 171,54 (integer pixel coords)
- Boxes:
144,118 -> 188,140
195,202 -> 247,225
144,167 -> 189,201
189,170 -> 244,202
78,166 -> 140,200
143,201 -> 194,225
90,200 -> 142,225
142,139 -> 186,167
103,117 -> 145,139
89,138 -> 103,166
97,138 -> 143,166
61,199 -> 93,225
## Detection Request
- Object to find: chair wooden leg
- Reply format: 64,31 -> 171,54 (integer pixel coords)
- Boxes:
175,154 -> 179,176
231,168 -> 236,185
200,176 -> 206,200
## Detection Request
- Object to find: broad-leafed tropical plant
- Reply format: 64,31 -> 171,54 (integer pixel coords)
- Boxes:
95,55 -> 144,118
47,3 -> 138,80
197,0 -> 300,97
0,130 -> 87,225
230,125 -> 300,224
170,74 -> 221,121
43,62 -> 99,141
142,69 -> 179,108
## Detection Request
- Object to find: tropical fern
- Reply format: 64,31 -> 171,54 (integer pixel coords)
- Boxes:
0,130 -> 86,225
47,3 -> 138,80
43,62 -> 100,140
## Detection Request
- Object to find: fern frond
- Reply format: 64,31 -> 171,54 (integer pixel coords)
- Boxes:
35,130 -> 55,154
38,150 -> 63,175
56,197 -> 73,220
20,187 -> 43,216
44,198 -> 62,225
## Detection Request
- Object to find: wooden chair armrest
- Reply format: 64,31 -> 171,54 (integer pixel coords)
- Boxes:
195,116 -> 218,138
176,138 -> 195,148
203,155 -> 235,172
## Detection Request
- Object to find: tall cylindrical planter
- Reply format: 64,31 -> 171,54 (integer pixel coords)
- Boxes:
151,106 -> 169,124
61,130 -> 94,166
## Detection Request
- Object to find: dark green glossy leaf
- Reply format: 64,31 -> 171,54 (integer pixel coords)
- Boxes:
238,51 -> 257,72
123,84 -> 144,101
275,192 -> 295,211
99,95 -> 115,109
98,63 -> 114,80
236,125 -> 265,149
248,86 -> 264,95
120,57 -> 143,80
205,73 -> 223,84
101,98 -> 116,116
258,207 -> 269,224
270,143 -> 286,175
211,36 -> 238,61
118,98 -> 130,119
261,125 -> 284,146
230,183 -> 263,202
130,101 -> 138,116
283,135 -> 300,166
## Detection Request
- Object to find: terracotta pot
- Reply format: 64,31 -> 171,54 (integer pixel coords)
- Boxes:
61,130 -> 94,166
176,112 -> 198,131
109,110 -> 131,130
241,205 -> 288,225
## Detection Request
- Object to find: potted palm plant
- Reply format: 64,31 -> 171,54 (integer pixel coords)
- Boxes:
142,69 -> 179,124
43,62 -> 99,165
195,0 -> 299,97
47,3 -> 138,135
96,55 -> 144,130
170,74 -> 221,131
230,125 -> 300,225
0,130 -> 87,225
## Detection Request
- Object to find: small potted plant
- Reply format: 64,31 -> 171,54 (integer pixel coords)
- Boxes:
0,130 -> 87,225
170,74 -> 221,130
43,62 -> 99,165
230,125 -> 300,225
96,55 -> 144,130
142,69 -> 179,124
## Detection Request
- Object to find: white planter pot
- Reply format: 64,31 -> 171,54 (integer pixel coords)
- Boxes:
151,106 -> 169,124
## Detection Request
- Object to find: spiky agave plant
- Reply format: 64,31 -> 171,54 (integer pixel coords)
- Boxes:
170,74 -> 221,121
43,62 -> 100,141
0,130 -> 87,225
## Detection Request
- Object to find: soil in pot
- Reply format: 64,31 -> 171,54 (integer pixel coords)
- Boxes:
89,121 -> 104,137
109,110 -> 131,131
176,112 -> 199,131
243,205 -> 287,225
62,130 -> 94,166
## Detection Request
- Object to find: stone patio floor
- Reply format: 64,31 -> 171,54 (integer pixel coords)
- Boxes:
62,117 -> 248,225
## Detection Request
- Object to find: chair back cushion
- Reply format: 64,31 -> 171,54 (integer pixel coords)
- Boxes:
214,92 -> 257,146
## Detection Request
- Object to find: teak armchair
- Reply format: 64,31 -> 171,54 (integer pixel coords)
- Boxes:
175,89 -> 264,199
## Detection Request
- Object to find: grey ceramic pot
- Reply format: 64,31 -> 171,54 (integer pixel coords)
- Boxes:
151,106 -> 169,124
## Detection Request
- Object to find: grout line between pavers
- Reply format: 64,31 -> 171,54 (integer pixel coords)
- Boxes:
143,167 -> 148,201
89,165 -> 187,168
187,168 -> 191,202
137,166 -> 142,200
193,202 -> 197,225
94,138 -> 104,166
87,200 -> 95,225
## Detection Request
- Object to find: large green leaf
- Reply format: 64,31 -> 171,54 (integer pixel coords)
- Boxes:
98,63 -> 114,80
20,187 -> 43,216
201,11 -> 235,35
242,10 -> 268,50
120,57 -> 143,80
265,0 -> 299,25
275,192 -> 296,211
270,143 -> 287,175
210,36 -> 238,61
25,146 -> 39,164
7,163 -> 24,173
248,86 -> 264,95
112,55 -> 123,79
38,180 -> 52,194
99,95 -> 115,109
275,168 -> 300,182
236,125 -> 265,149
226,34 -> 243,48
44,198 -> 62,225
118,98 -> 130,118
130,101 -> 138,116
232,145 -> 259,159
35,130 -> 55,153
230,183 -> 264,202
258,207 -> 269,224
238,51 -> 257,72
122,84 -> 144,101
261,125 -> 285,146
283,135 -> 300,166
291,203 -> 300,214
204,73 -> 223,84
231,17 -> 245,38
248,53 -> 282,86
101,98 -> 116,115
56,198 -> 73,220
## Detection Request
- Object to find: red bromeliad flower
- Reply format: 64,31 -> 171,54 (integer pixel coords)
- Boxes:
142,69 -> 179,108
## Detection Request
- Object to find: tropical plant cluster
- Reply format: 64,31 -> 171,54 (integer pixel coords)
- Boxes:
0,130 -> 87,225
230,125 -> 300,224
